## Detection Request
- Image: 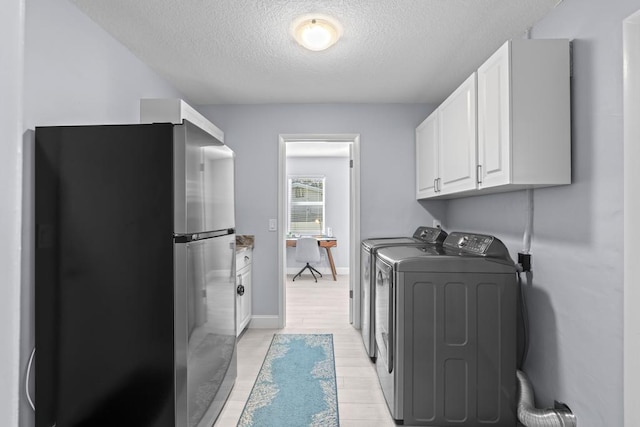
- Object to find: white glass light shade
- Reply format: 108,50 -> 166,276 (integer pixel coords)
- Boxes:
292,16 -> 342,51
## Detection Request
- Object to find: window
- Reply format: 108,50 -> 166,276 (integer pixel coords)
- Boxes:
288,176 -> 325,235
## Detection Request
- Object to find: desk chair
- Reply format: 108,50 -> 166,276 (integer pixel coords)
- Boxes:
292,237 -> 323,282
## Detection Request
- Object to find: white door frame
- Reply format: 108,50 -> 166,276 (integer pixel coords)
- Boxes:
624,9 -> 640,427
277,134 -> 361,328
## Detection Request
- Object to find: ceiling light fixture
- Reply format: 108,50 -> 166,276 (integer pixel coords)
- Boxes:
292,15 -> 342,51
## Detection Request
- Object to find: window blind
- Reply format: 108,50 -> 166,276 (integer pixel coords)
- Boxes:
288,176 -> 325,234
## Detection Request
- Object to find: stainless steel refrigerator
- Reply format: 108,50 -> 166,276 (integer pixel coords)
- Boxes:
35,121 -> 237,427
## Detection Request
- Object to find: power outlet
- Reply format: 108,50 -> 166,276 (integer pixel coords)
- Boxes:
518,252 -> 532,272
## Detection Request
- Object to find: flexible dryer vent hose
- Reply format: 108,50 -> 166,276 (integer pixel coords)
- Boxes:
517,370 -> 577,427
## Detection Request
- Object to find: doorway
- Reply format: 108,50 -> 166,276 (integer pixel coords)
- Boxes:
277,134 -> 361,329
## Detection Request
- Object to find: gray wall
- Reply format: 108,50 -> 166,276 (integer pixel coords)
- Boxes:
437,0 -> 640,425
16,0 -> 184,424
23,0 -> 184,128
1,1 -> 25,426
198,104 -> 439,316
286,156 -> 350,273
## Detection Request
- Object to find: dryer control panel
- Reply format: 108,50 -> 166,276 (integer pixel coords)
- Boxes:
444,232 -> 512,261
412,226 -> 448,244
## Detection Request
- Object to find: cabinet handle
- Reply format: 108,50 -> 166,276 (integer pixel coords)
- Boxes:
433,178 -> 438,192
244,255 -> 250,262
237,284 -> 245,296
477,165 -> 483,184
436,178 -> 442,192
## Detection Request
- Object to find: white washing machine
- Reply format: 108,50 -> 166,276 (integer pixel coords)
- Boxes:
360,226 -> 447,359
374,232 -> 518,426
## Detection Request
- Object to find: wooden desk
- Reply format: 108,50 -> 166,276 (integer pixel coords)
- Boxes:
286,237 -> 337,281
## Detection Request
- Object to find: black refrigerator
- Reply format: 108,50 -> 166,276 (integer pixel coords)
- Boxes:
35,121 -> 237,427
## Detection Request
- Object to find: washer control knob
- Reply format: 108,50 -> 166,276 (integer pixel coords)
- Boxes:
457,236 -> 469,248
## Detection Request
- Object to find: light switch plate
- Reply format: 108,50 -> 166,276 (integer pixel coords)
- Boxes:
268,218 -> 277,231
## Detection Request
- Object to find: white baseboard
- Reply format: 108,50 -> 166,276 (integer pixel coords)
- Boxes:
248,315 -> 281,329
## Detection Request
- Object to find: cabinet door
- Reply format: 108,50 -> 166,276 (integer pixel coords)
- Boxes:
235,250 -> 252,336
235,267 -> 250,336
416,112 -> 439,199
236,269 -> 244,336
477,41 -> 511,188
438,73 -> 478,195
240,267 -> 252,329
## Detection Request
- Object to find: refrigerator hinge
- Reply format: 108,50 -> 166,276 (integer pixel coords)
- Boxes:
569,40 -> 573,78
349,290 -> 353,299
349,159 -> 353,168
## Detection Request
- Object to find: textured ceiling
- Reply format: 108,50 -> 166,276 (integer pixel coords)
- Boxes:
70,0 -> 563,105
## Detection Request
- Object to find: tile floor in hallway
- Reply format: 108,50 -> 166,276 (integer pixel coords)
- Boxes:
214,273 -> 396,427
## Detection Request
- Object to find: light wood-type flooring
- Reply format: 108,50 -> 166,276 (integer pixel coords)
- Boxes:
214,273 -> 396,426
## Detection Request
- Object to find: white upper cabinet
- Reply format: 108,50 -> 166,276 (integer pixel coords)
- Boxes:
477,42 -> 511,188
477,39 -> 571,190
416,73 -> 477,198
416,111 -> 438,198
438,73 -> 477,195
417,39 -> 571,200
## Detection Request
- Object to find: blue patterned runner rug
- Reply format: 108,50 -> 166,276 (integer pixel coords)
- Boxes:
237,334 -> 339,427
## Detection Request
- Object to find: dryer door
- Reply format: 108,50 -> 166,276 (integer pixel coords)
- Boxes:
360,246 -> 374,358
375,260 -> 394,373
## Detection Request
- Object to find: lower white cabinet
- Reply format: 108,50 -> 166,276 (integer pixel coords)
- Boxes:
236,247 -> 252,336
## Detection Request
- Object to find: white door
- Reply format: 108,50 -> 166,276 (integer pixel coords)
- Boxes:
349,138 -> 361,328
477,41 -> 512,188
438,72 -> 478,195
